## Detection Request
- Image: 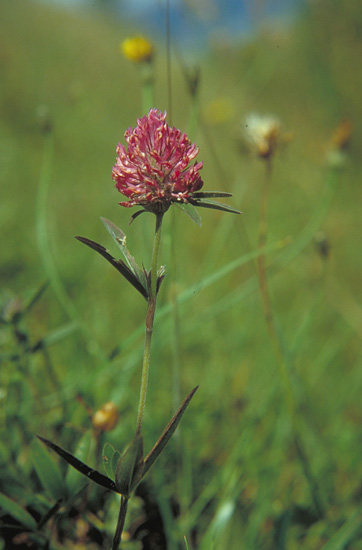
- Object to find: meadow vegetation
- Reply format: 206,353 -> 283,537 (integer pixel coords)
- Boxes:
1,0 -> 362,548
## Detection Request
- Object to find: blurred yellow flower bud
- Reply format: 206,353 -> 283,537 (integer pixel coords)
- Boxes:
121,35 -> 154,63
92,402 -> 119,432
203,97 -> 234,125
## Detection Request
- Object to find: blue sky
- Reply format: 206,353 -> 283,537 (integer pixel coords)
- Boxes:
38,0 -> 306,52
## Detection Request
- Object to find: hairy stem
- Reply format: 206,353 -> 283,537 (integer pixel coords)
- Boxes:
135,213 -> 163,436
111,496 -> 129,550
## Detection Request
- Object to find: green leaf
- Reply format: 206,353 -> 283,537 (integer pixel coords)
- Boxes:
102,442 -> 121,480
174,202 -> 202,226
75,236 -> 148,300
65,431 -> 92,497
23,281 -> 49,316
192,191 -> 233,198
41,322 -> 79,347
37,436 -> 118,494
143,386 -> 198,477
189,198 -> 241,215
0,492 -> 37,530
100,217 -> 148,291
320,509 -> 362,550
115,436 -> 144,496
31,437 -> 64,501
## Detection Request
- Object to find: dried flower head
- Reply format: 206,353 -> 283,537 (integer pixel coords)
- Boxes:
244,114 -> 291,159
121,35 -> 154,63
326,119 -> 352,168
92,402 -> 119,432
328,119 -> 352,152
112,109 -> 204,212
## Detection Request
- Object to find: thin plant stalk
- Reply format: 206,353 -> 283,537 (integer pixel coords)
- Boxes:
112,213 -> 164,547
136,212 -> 164,436
111,496 -> 129,550
256,157 -> 324,517
37,133 -> 105,361
140,61 -> 154,113
166,0 -> 173,122
256,158 -> 295,415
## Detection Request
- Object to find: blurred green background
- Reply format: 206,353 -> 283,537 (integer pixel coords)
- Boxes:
1,0 -> 362,548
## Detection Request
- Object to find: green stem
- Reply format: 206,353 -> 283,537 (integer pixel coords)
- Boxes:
257,158 -> 295,416
135,213 -> 164,436
140,61 -> 154,113
151,213 -> 164,299
111,496 -> 129,550
256,157 -> 324,517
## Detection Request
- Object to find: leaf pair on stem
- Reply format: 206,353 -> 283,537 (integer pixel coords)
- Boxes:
38,385 -> 198,498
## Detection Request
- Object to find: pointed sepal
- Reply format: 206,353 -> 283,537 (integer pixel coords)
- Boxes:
175,202 -> 202,226
189,198 -> 241,215
192,191 -> 234,199
75,236 -> 148,300
129,209 -> 147,225
36,436 -> 119,494
143,386 -> 198,477
115,436 -> 144,496
188,191 -> 241,215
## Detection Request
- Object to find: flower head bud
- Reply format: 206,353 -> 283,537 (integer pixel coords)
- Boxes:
328,119 -> 352,152
243,114 -> 291,159
315,231 -> 330,260
92,402 -> 119,432
326,119 -> 352,168
112,108 -> 204,212
121,35 -> 154,63
1,297 -> 23,324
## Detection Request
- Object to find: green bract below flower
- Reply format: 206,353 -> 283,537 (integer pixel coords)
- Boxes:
112,108 -> 240,217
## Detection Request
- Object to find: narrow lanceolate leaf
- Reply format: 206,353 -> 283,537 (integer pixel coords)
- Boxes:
23,281 -> 49,316
175,201 -> 202,226
189,198 -> 241,215
0,493 -> 37,530
31,438 -> 64,501
115,436 -> 144,496
143,386 -> 199,477
75,236 -> 148,300
100,217 -> 148,291
65,431 -> 93,497
192,191 -> 233,199
37,436 -> 119,494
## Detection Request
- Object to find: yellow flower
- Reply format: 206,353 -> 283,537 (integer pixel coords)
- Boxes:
121,35 -> 154,63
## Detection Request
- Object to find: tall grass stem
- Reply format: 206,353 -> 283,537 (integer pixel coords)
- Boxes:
36,133 -> 104,360
256,157 -> 325,517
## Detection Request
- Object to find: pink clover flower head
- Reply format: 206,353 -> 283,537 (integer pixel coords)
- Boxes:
112,109 -> 204,212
